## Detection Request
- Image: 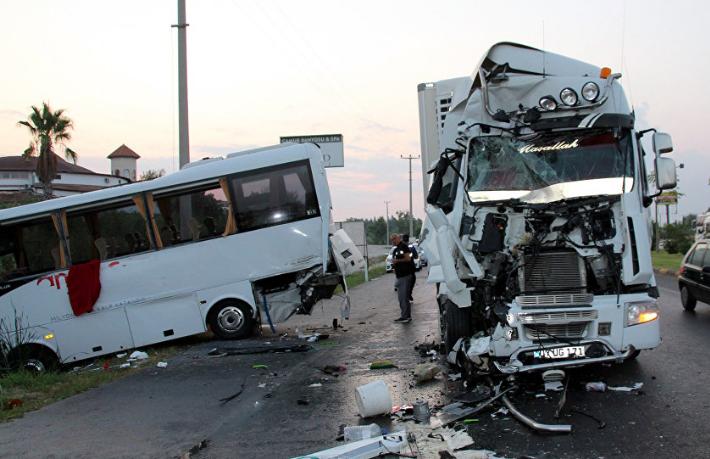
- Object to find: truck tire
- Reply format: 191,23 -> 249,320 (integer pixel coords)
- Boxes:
8,345 -> 59,373
441,299 -> 473,354
680,285 -> 696,311
208,300 -> 255,340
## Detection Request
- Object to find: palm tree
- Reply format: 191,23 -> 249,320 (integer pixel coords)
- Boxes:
17,102 -> 78,197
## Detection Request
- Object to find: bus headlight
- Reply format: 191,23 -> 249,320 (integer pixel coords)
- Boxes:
539,96 -> 557,111
582,82 -> 599,102
625,300 -> 659,327
560,88 -> 578,106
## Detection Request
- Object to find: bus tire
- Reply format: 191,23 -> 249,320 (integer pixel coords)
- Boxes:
441,300 -> 472,354
8,344 -> 59,373
208,300 -> 255,340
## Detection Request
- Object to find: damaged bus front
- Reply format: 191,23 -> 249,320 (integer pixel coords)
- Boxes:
417,42 -> 678,374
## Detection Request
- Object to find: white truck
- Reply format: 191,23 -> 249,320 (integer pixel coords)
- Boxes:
695,212 -> 710,241
417,42 -> 678,374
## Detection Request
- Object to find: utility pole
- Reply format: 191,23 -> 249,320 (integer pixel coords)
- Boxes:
401,154 -> 419,237
173,0 -> 190,169
384,200 -> 391,244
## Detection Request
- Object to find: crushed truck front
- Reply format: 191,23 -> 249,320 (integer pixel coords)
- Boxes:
418,42 -> 677,374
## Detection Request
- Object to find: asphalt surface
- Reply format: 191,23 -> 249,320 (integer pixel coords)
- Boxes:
1,272 -> 709,458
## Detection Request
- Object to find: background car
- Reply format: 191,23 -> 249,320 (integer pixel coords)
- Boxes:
678,239 -> 710,310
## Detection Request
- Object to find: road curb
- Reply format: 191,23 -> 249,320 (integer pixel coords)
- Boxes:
654,267 -> 678,276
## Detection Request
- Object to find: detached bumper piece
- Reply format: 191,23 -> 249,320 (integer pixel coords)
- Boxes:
290,431 -> 408,459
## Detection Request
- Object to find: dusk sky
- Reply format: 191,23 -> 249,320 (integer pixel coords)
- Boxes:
1,0 -> 708,222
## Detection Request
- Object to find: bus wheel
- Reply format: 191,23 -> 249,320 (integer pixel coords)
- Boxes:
208,301 -> 255,340
8,345 -> 59,373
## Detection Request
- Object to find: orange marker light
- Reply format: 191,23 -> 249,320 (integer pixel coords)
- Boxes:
600,67 -> 612,79
638,311 -> 659,324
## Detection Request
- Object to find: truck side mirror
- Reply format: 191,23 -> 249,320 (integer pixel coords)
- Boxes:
655,157 -> 677,190
653,132 -> 673,155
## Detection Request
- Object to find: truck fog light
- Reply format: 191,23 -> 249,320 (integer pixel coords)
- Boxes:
598,322 -> 611,336
582,82 -> 599,101
560,88 -> 578,106
625,300 -> 660,327
539,96 -> 557,111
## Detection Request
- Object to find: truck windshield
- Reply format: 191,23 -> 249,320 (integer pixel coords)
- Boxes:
467,131 -> 633,193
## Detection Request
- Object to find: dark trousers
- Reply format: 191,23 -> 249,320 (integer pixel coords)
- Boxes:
395,274 -> 414,319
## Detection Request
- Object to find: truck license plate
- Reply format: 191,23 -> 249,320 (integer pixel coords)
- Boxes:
533,346 -> 586,359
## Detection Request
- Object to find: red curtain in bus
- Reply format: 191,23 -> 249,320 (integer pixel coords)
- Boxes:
66,259 -> 101,316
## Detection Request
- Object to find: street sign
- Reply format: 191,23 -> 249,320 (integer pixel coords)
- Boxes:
280,134 -> 344,168
655,191 -> 678,205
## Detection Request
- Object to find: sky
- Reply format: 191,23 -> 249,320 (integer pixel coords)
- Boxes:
1,0 -> 709,222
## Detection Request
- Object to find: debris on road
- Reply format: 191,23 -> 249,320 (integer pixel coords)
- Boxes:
608,382 -> 644,392
308,383 -> 322,388
156,361 -> 168,368
413,400 -> 431,422
585,382 -> 608,392
219,380 -> 246,406
207,341 -> 312,356
290,431 -> 408,459
297,399 -> 310,406
343,423 -> 382,442
444,429 -> 475,451
320,364 -> 347,377
178,439 -> 209,459
252,364 -> 268,370
501,394 -> 572,434
355,380 -> 393,418
128,350 -> 148,361
544,381 -> 564,392
369,359 -> 396,369
414,363 -> 441,383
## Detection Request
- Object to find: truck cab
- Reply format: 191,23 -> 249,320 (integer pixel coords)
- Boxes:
417,42 -> 677,374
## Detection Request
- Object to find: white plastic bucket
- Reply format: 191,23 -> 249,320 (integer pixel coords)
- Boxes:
355,380 -> 393,418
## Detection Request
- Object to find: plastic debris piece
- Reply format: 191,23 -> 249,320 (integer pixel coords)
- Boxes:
585,382 -> 607,392
290,431 -> 407,459
544,381 -> 564,392
5,399 -> 23,409
252,364 -> 268,370
445,429 -> 474,451
129,350 -> 149,360
414,363 -> 441,383
309,383 -> 322,388
119,363 -> 131,369
116,353 -> 127,359
369,359 -> 395,369
343,423 -> 382,442
463,418 -> 479,424
608,382 -> 644,392
448,372 -> 462,381
258,383 -> 267,388
355,380 -> 393,417
156,361 -> 168,368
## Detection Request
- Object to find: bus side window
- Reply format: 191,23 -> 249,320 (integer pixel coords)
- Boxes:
153,184 -> 230,244
67,201 -> 150,263
0,218 -> 59,280
232,161 -> 320,232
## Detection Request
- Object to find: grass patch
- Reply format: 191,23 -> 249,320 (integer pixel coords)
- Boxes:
342,263 -> 388,290
651,250 -> 683,272
0,337 -> 196,422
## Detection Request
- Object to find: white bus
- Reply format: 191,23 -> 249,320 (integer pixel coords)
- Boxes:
0,143 -> 363,371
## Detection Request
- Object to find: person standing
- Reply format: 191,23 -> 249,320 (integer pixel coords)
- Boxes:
390,233 -> 414,323
402,234 -> 418,302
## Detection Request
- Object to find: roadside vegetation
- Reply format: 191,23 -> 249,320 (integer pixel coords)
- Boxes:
0,337 -> 201,422
651,250 -> 684,273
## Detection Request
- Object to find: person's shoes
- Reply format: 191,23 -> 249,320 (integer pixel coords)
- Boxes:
401,317 -> 412,323
408,296 -> 413,302
393,317 -> 406,322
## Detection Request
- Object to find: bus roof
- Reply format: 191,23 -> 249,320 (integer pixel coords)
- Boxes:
0,143 -> 320,223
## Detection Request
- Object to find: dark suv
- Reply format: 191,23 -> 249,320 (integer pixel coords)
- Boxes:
679,240 -> 710,310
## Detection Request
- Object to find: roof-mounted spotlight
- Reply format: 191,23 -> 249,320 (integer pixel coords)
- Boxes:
539,96 -> 557,111
582,82 -> 600,102
560,88 -> 578,106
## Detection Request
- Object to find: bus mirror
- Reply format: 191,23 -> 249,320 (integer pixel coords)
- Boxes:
655,157 -> 677,190
653,132 -> 673,155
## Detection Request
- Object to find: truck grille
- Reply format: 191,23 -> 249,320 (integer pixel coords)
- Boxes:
517,309 -> 598,323
524,322 -> 589,340
518,250 -> 586,296
517,293 -> 594,308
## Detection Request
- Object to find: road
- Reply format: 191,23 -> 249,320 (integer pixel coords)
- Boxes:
0,272 -> 709,458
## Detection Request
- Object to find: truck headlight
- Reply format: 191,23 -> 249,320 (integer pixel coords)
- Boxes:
560,88 -> 578,106
625,300 -> 659,327
582,82 -> 599,101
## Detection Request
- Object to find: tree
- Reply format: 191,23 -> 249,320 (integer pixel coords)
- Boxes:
17,102 -> 77,197
140,169 -> 166,181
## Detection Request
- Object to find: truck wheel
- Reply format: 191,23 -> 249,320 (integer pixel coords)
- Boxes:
208,300 -> 255,340
681,285 -> 696,311
8,345 -> 59,373
441,300 -> 472,354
